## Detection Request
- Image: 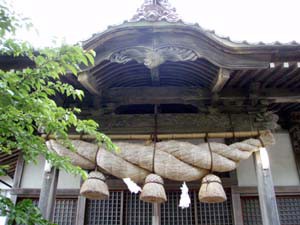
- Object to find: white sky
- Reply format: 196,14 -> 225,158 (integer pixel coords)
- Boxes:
11,0 -> 300,47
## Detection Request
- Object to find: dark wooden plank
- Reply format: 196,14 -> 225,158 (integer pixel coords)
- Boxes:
254,151 -> 280,225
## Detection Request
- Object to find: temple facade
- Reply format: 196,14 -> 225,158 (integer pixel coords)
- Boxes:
2,0 -> 300,224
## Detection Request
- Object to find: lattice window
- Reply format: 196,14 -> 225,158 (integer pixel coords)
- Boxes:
16,198 -> 77,225
53,199 -> 77,225
85,191 -> 123,225
277,196 -> 300,225
196,190 -> 233,225
241,197 -> 262,225
161,191 -> 196,225
124,192 -> 152,225
242,196 -> 300,225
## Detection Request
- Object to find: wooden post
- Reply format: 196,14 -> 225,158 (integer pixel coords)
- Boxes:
12,153 -> 25,190
38,162 -> 59,221
152,203 -> 161,225
75,196 -> 86,225
5,153 -> 25,225
75,178 -> 86,225
231,187 -> 243,225
254,150 -> 280,225
46,168 -> 59,220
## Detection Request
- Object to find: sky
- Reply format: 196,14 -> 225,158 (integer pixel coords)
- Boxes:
10,0 -> 300,47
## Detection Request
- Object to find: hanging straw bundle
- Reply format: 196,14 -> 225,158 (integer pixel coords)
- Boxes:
80,171 -> 109,200
140,174 -> 167,203
199,174 -> 227,203
198,135 -> 227,203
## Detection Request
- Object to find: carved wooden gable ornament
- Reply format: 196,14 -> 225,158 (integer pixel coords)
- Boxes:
131,0 -> 181,23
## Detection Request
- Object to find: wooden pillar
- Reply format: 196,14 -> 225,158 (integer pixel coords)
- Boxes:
231,187 -> 243,225
38,162 -> 59,221
75,196 -> 86,225
75,178 -> 86,225
254,150 -> 280,225
5,153 -> 25,225
10,153 -> 24,205
152,203 -> 161,225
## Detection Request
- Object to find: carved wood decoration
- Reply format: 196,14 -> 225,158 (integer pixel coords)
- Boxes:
131,0 -> 180,23
290,125 -> 300,154
79,112 -> 279,134
289,113 -> 300,154
110,46 -> 198,69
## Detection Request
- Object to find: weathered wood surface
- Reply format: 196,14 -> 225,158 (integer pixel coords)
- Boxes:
231,188 -> 243,225
254,151 -> 280,225
47,168 -> 59,221
75,196 -> 86,225
7,153 -> 25,225
93,86 -> 300,105
12,153 -> 24,190
38,166 -> 59,220
80,112 -> 278,134
82,22 -> 300,70
211,68 -> 231,93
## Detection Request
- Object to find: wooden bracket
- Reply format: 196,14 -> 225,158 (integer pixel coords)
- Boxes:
211,68 -> 231,93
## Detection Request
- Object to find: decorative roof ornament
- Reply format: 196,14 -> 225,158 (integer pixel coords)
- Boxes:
131,0 -> 181,23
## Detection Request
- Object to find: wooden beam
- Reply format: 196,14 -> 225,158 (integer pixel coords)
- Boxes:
11,188 -> 80,197
231,185 -> 300,195
99,86 -> 300,105
38,165 -> 59,221
78,71 -> 100,95
211,68 -> 231,92
254,150 -> 280,225
78,112 -> 278,134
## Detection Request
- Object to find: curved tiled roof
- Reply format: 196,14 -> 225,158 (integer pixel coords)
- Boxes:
82,0 -> 300,49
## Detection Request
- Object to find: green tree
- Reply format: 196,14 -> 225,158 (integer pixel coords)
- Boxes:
0,2 -> 114,224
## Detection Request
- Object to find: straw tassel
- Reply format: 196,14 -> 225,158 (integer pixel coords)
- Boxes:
80,171 -> 109,200
140,174 -> 167,203
198,134 -> 226,203
198,174 -> 226,203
